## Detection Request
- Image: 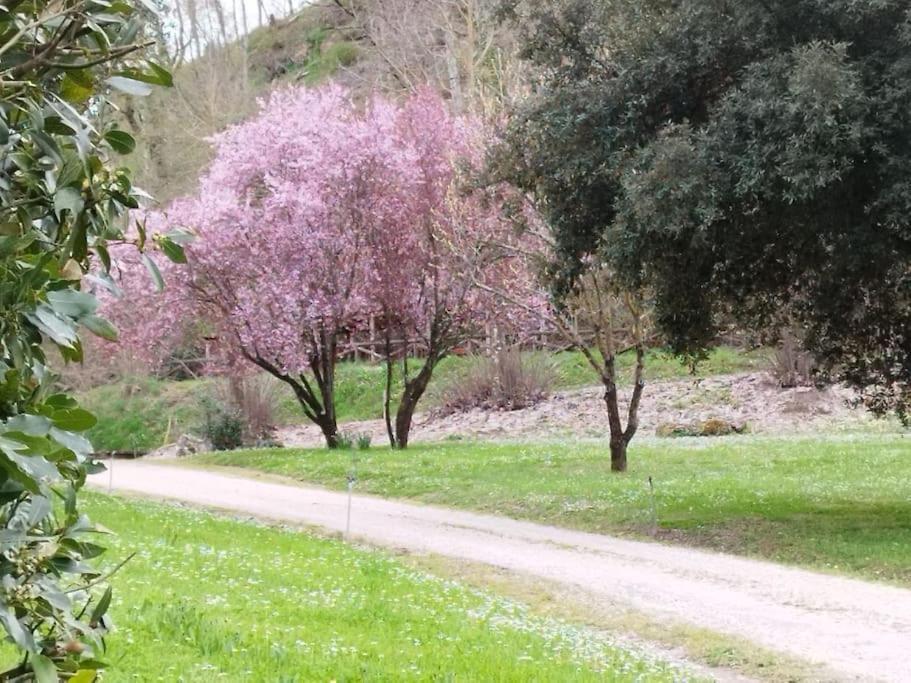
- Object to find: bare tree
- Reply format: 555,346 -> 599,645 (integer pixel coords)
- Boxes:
331,0 -> 525,114
475,231 -> 654,472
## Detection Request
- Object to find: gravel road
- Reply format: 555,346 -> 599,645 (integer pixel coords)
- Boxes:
90,461 -> 911,682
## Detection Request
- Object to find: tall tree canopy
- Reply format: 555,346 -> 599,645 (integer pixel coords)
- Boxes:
496,0 -> 911,419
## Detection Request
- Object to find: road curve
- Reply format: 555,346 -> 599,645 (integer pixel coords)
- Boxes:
90,461 -> 910,682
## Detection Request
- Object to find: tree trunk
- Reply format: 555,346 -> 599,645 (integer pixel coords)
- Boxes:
309,330 -> 338,449
601,353 -> 627,472
394,391 -> 418,449
246,331 -> 340,450
315,411 -> 339,449
609,436 -> 628,472
393,360 -> 435,449
383,326 -> 396,448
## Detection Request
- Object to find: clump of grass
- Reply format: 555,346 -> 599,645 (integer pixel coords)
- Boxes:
435,350 -> 558,415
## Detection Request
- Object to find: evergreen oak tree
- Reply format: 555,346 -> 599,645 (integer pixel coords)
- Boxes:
496,0 -> 911,421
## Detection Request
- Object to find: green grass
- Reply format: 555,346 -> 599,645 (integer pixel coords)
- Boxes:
191,434 -> 911,585
53,494 -> 687,682
80,376 -> 211,452
81,347 -> 763,452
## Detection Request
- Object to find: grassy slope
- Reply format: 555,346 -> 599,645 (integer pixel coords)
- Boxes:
245,6 -> 359,88
80,376 -> 212,452
193,434 -> 911,585
69,494 -> 684,682
81,347 -> 763,451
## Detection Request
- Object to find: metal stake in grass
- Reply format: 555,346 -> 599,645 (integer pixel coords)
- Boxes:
647,476 -> 658,536
345,451 -> 358,539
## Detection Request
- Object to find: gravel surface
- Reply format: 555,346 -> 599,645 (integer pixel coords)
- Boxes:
277,372 -> 886,448
92,461 -> 911,682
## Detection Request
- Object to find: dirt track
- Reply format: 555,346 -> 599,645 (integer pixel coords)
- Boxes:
91,460 -> 911,682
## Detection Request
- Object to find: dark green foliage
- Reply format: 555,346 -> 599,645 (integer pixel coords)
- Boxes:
0,0 -> 172,677
199,398 -> 244,452
495,0 -> 911,419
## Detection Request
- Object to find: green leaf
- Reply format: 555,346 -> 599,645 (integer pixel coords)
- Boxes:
27,495 -> 52,527
46,394 -> 78,409
104,129 -> 135,154
24,305 -> 79,348
0,607 -> 36,653
90,586 -> 113,625
106,76 -> 152,96
71,669 -> 100,683
51,409 -> 97,432
61,72 -> 95,104
31,654 -> 57,683
5,414 -> 52,436
47,289 -> 98,319
159,237 -> 186,264
164,228 -> 195,245
0,449 -> 41,494
44,116 -> 77,136
149,61 -> 174,87
82,315 -> 119,341
96,243 -> 113,273
50,427 -> 93,457
115,62 -> 173,87
142,253 -> 164,291
0,442 -> 60,486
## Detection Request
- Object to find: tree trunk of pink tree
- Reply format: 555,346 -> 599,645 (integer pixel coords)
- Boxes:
393,361 -> 435,449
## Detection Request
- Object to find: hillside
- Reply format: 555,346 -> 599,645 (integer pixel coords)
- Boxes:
128,0 -> 517,202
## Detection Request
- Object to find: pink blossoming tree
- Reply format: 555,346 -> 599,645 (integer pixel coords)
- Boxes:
365,89 -> 528,448
109,85 -> 528,449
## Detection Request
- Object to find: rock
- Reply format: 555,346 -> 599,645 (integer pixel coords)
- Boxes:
146,434 -> 210,459
655,422 -> 699,438
176,433 -> 209,456
656,418 -> 748,438
699,418 -> 737,436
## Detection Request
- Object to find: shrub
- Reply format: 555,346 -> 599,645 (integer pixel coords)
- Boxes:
222,374 -> 280,442
655,419 -> 748,438
356,433 -> 372,450
336,431 -> 355,450
199,397 -> 245,451
768,330 -> 818,388
435,350 -> 557,415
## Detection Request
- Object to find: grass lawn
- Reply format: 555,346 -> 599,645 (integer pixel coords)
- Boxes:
192,434 -> 911,585
53,494 -> 688,682
80,347 -> 763,452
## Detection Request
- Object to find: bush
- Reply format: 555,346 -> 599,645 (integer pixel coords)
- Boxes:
768,330 -> 818,388
222,374 -> 280,442
435,350 -> 557,415
655,419 -> 748,438
200,397 -> 245,451
334,431 -> 372,451
336,431 -> 355,450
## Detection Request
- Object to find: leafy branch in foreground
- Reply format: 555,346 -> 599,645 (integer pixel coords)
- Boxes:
1,0 -> 174,679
